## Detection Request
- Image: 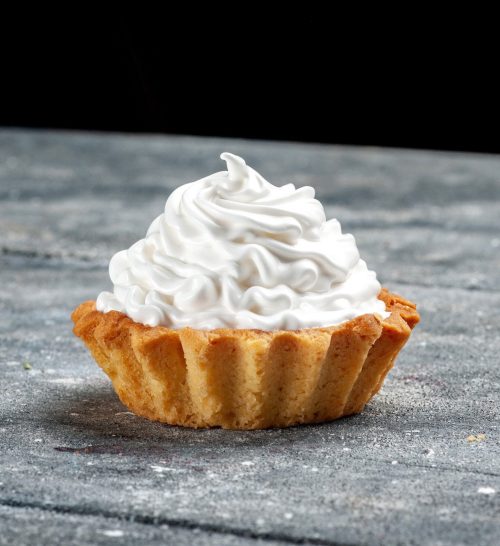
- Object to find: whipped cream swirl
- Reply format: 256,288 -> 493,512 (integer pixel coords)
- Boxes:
96,153 -> 388,329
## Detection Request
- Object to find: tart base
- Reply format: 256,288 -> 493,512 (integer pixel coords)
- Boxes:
72,289 -> 419,429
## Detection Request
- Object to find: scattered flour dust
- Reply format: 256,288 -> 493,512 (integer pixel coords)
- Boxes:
150,465 -> 171,473
101,529 -> 124,538
477,487 -> 496,495
48,377 -> 85,385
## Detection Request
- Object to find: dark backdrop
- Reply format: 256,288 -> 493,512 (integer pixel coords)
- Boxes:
1,10 -> 498,153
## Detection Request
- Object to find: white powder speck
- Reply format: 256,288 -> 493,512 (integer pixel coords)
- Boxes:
391,460 -> 398,465
478,487 -> 496,495
284,512 -> 293,520
48,378 -> 83,385
342,447 -> 351,452
310,467 -> 319,472
101,530 -> 124,538
150,465 -> 169,473
34,438 -> 42,443
241,461 -> 254,466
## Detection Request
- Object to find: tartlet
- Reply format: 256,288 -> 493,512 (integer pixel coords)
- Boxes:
72,289 -> 418,429
72,153 -> 419,429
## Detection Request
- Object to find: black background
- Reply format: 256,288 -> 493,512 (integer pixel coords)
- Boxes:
2,10 -> 499,153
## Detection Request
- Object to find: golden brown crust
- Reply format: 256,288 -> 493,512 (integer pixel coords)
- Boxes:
72,289 -> 419,429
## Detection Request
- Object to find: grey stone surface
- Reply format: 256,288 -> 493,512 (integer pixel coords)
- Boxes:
0,505 -> 286,546
0,128 -> 499,545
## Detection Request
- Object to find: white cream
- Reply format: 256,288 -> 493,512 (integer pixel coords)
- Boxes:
96,153 -> 388,329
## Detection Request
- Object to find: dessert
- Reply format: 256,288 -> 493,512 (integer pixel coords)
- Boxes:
72,153 -> 419,429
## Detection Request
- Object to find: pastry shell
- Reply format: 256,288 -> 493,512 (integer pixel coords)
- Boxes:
72,289 -> 419,429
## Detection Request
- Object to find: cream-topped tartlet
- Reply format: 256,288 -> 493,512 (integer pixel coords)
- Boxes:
73,154 -> 418,429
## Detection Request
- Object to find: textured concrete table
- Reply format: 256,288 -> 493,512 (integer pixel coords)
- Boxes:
1,129 -> 499,546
